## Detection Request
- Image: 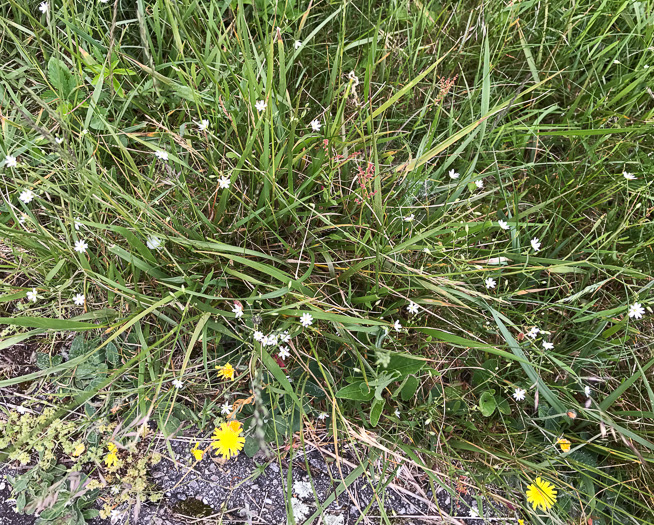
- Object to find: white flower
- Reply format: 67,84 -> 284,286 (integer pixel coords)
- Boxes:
584,385 -> 591,397
74,218 -> 82,231
155,150 -> 169,161
146,236 -> 162,249
265,334 -> 279,346
286,375 -> 293,383
448,169 -> 459,179
294,40 -> 302,50
5,155 -> 17,168
232,303 -> 243,318
221,401 -> 232,415
403,214 -> 415,222
310,119 -> 322,132
317,412 -> 329,421
543,341 -> 554,350
253,330 -> 264,342
300,313 -> 313,327
18,214 -> 27,225
198,119 -> 209,131
280,330 -> 291,343
407,302 -> 419,315
16,406 -> 28,414
623,171 -> 636,180
73,293 -> 85,306
526,327 -> 540,339
469,507 -> 479,518
255,100 -> 267,112
81,129 -> 89,135
498,220 -> 509,230
393,319 -> 402,332
394,409 -> 401,418
218,176 -> 231,189
513,388 -> 526,401
613,59 -> 620,64
278,346 -> 290,360
172,379 -> 184,389
38,2 -> 48,12
485,277 -> 496,289
55,137 -> 64,144
475,179 -> 484,189
19,190 -> 34,204
628,302 -> 645,319
530,237 -> 541,252
74,239 -> 89,253
26,288 -> 38,303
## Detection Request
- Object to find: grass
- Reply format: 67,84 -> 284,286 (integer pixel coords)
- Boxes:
0,0 -> 653,523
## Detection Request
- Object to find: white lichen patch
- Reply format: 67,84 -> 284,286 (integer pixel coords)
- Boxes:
291,497 -> 311,521
323,514 -> 345,525
293,480 -> 313,500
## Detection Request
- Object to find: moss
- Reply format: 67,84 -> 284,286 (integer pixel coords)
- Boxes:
172,498 -> 214,517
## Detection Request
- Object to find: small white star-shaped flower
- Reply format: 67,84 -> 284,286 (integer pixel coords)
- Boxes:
449,169 -> 459,179
255,100 -> 267,112
26,288 -> 38,303
172,379 -> 184,389
394,319 -> 402,331
623,171 -> 636,180
221,401 -> 232,414
300,313 -> 313,327
278,346 -> 290,360
485,277 -> 496,289
81,129 -> 89,135
267,333 -> 279,346
498,220 -> 509,230
280,330 -> 291,343
5,155 -> 17,168
407,302 -> 419,315
38,2 -> 48,12
294,40 -> 302,50
543,341 -> 554,350
146,236 -> 162,249
19,190 -> 34,204
74,239 -> 89,253
394,409 -> 401,418
513,388 -> 526,401
18,214 -> 27,225
530,238 -> 541,252
74,218 -> 82,231
310,119 -> 322,132
403,214 -> 415,222
584,385 -> 591,397
317,412 -> 329,420
475,179 -> 484,189
253,330 -> 264,342
628,302 -> 645,319
218,176 -> 231,189
55,137 -> 64,144
232,303 -> 243,318
468,507 -> 479,518
198,119 -> 209,131
527,326 -> 540,339
155,150 -> 169,161
73,293 -> 85,306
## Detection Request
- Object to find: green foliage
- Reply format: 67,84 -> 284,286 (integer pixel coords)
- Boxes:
0,0 -> 653,523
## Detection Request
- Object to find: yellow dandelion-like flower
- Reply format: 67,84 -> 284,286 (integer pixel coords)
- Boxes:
191,442 -> 205,461
105,443 -> 118,467
526,477 -> 557,512
71,442 -> 86,457
211,421 -> 245,459
215,363 -> 235,381
557,438 -> 571,452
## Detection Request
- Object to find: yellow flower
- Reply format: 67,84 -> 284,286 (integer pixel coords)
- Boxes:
105,443 -> 118,468
216,363 -> 235,381
518,520 -> 525,525
525,477 -> 557,512
71,442 -> 85,457
557,438 -> 571,452
211,421 -> 245,459
191,442 -> 205,461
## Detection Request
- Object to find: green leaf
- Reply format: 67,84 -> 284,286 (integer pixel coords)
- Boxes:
335,381 -> 375,401
243,436 -> 260,457
47,57 -> 75,99
386,354 -> 426,378
479,391 -> 497,417
400,376 -> 419,401
370,399 -> 383,427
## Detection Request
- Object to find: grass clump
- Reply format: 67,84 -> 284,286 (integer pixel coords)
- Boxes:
1,0 -> 653,523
